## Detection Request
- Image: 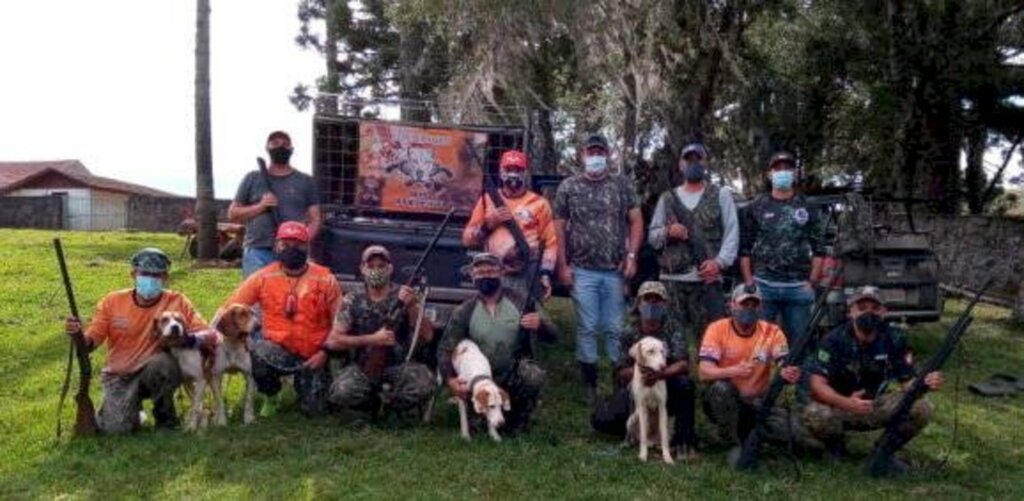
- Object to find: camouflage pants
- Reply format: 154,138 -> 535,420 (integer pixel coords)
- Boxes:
495,359 -> 547,430
702,380 -> 804,446
802,391 -> 933,444
98,352 -> 181,434
250,340 -> 330,417
663,280 -> 726,346
328,363 -> 435,412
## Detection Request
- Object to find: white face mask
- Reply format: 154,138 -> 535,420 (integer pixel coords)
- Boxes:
584,155 -> 608,174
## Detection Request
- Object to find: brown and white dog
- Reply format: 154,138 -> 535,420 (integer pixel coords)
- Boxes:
626,336 -> 674,464
153,304 -> 256,431
451,339 -> 511,442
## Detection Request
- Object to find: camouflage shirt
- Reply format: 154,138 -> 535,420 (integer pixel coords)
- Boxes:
333,286 -> 412,368
553,173 -> 639,271
615,315 -> 689,375
740,193 -> 826,283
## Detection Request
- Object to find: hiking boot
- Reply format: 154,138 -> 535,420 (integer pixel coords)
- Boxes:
579,362 -> 598,407
259,394 -> 279,418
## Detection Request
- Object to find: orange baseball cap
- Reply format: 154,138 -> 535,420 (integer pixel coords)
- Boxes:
275,221 -> 310,243
499,150 -> 528,170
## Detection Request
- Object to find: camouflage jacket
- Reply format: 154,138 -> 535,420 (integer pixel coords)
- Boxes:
333,286 -> 412,369
615,315 -> 689,386
740,193 -> 826,283
553,173 -> 639,271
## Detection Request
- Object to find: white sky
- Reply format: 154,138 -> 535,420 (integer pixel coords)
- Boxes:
0,1 -> 322,197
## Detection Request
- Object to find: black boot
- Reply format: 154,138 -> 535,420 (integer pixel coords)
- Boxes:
579,362 -> 598,406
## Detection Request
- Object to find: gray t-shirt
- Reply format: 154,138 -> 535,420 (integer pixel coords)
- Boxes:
233,169 -> 318,249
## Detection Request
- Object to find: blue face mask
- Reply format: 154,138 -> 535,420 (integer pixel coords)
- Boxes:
584,155 -> 608,174
639,302 -> 667,323
135,275 -> 164,300
771,170 -> 795,190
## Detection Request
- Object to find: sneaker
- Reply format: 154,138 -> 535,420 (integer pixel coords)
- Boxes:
259,394 -> 279,418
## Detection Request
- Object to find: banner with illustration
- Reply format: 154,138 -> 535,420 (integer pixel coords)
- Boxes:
356,121 -> 486,215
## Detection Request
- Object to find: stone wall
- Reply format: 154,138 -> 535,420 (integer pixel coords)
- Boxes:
125,196 -> 231,233
0,196 -> 64,229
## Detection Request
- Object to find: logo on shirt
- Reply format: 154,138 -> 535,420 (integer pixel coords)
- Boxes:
793,208 -> 809,225
515,207 -> 536,228
112,316 -> 130,330
817,349 -> 830,363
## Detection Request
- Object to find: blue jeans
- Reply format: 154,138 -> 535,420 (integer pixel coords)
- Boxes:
572,267 -> 626,365
242,247 -> 276,278
757,280 -> 814,344
242,247 -> 275,341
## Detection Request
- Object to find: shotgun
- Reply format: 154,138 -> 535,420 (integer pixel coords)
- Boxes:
257,157 -> 281,228
53,238 -> 98,438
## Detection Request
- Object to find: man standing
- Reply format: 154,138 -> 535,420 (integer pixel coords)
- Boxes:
649,142 -> 738,345
224,222 -> 342,417
802,286 -> 941,472
591,281 -> 698,458
462,149 -> 556,299
229,130 -> 321,278
699,285 -> 800,446
554,133 -> 644,403
325,245 -> 435,416
438,253 -> 555,433
740,151 -> 826,343
63,248 -> 209,433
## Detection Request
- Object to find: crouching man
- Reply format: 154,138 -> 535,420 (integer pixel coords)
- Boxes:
324,245 -> 435,417
438,253 -> 555,433
224,222 -> 342,417
591,281 -> 698,459
699,284 -> 800,447
802,286 -> 941,473
64,248 -> 209,433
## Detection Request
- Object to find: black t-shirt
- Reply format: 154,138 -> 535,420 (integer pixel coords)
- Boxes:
806,322 -> 916,397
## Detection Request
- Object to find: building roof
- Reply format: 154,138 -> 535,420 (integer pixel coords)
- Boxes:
0,160 -> 181,197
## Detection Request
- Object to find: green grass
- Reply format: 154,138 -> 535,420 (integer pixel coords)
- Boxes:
1,229 -> 1023,499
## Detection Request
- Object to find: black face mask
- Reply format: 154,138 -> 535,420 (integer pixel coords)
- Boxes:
855,312 -> 885,333
502,175 -> 525,193
684,163 -> 707,182
474,277 -> 501,296
269,147 -> 292,165
277,246 -> 307,270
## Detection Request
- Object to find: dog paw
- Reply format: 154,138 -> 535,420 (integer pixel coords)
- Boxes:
638,451 -> 648,462
461,433 -> 471,441
663,454 -> 675,465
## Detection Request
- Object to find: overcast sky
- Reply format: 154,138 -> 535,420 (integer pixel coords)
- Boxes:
0,1 -> 322,197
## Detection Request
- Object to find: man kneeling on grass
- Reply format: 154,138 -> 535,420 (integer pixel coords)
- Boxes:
224,221 -> 342,417
64,248 -> 209,433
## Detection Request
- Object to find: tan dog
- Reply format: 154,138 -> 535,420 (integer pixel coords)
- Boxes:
451,339 -> 511,442
209,304 -> 257,426
154,311 -> 208,431
626,336 -> 673,464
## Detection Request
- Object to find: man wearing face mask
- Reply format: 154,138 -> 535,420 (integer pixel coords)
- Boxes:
739,151 -> 826,344
229,130 -> 322,278
438,253 -> 556,433
699,285 -> 799,446
324,245 -> 435,416
590,281 -> 697,458
224,222 -> 342,417
63,248 -> 210,433
463,149 -> 557,299
554,133 -> 644,405
802,286 -> 940,470
649,142 -> 738,346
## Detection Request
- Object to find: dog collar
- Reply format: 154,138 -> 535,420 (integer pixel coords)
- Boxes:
468,374 -> 492,395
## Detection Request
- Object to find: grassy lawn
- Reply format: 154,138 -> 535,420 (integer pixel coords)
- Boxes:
1,229 -> 1023,499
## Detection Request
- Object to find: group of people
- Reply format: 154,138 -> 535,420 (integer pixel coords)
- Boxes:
64,130 -> 942,474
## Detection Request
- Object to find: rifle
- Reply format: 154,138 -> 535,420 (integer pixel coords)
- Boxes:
257,157 -> 281,228
363,208 -> 455,378
514,244 -> 547,361
53,238 -> 98,438
468,140 -> 532,270
863,278 -> 993,477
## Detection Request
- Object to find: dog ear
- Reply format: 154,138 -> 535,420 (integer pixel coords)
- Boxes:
216,308 -> 237,338
629,341 -> 641,363
152,316 -> 162,338
472,390 -> 488,414
499,388 -> 511,411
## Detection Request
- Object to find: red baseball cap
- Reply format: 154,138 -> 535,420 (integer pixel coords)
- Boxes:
275,221 -> 310,243
499,150 -> 528,170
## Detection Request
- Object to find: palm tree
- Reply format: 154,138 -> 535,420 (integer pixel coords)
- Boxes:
194,0 -> 218,260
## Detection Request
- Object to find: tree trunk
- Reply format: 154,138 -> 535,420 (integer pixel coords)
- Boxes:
320,0 -> 339,115
194,0 -> 218,261
964,111 -> 986,214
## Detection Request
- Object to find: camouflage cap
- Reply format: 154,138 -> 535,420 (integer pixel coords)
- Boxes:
847,285 -> 883,306
471,252 -> 502,268
131,247 -> 171,273
637,281 -> 668,300
731,283 -> 762,304
361,245 -> 391,263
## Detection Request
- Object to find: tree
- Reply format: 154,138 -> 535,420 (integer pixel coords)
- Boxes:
194,0 -> 218,261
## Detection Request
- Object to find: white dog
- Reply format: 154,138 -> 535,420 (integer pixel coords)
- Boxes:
451,339 -> 511,442
153,304 -> 256,431
626,336 -> 674,464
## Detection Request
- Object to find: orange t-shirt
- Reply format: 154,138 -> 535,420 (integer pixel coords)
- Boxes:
699,318 -> 788,398
225,262 -> 342,359
464,191 -> 558,271
85,289 -> 208,375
